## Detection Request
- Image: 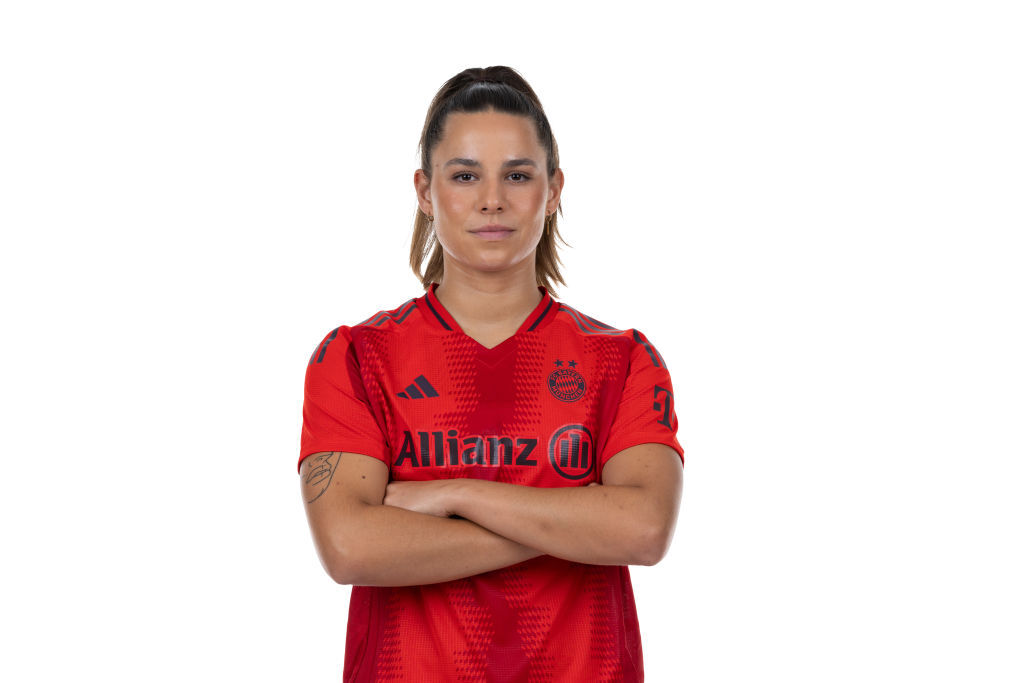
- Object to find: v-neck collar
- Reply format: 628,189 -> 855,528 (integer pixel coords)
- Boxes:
419,281 -> 558,352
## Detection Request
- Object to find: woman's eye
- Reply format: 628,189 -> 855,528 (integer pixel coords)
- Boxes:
453,172 -> 529,182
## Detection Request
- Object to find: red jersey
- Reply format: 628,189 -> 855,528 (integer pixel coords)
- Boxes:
299,282 -> 684,682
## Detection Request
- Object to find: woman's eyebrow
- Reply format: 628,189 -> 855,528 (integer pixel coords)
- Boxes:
443,157 -> 538,169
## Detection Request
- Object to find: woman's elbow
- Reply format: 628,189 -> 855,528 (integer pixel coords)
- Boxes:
316,533 -> 369,585
633,520 -> 674,566
325,554 -> 357,585
310,503 -> 379,584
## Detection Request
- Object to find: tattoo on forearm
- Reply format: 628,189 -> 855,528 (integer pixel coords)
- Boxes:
304,452 -> 341,504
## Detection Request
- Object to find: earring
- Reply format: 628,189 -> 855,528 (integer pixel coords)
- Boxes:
428,214 -> 434,222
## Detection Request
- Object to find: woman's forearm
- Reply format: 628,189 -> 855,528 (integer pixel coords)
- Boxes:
448,480 -> 660,566
334,501 -> 543,587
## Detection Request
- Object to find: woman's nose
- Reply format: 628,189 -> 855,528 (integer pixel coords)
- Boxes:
478,178 -> 504,213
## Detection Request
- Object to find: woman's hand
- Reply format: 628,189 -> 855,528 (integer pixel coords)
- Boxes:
384,480 -> 458,517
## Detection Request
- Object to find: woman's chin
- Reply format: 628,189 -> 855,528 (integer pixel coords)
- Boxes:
455,253 -> 532,276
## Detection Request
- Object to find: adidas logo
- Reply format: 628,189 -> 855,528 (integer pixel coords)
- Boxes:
397,374 -> 440,399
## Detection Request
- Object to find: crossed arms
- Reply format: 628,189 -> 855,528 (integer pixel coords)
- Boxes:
299,444 -> 683,587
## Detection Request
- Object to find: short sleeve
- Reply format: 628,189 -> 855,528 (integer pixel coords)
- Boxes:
298,326 -> 390,473
600,329 -> 685,469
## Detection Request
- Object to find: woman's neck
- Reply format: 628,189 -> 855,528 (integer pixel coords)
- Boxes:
433,261 -> 543,331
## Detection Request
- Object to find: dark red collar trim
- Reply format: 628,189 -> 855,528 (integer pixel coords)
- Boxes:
422,282 -> 556,334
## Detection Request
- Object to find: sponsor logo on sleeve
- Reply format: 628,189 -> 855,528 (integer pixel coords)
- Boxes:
653,384 -> 674,428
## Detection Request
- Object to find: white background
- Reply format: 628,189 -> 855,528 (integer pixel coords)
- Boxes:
2,1 -> 1021,681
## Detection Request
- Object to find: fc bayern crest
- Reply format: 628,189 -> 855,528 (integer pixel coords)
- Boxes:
547,359 -> 586,402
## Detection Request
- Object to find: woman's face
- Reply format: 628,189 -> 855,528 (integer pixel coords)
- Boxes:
415,109 -> 563,279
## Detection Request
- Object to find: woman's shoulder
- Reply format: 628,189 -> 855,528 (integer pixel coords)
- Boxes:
553,300 -> 669,362
308,295 -> 420,356
351,296 -> 419,331
555,301 -> 627,335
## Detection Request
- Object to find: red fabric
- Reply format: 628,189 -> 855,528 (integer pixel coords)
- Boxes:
299,283 -> 684,682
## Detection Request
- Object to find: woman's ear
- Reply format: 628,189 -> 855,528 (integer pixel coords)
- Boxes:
414,168 -> 433,217
547,168 -> 565,213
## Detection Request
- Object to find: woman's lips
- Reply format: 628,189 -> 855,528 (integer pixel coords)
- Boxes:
470,228 -> 515,241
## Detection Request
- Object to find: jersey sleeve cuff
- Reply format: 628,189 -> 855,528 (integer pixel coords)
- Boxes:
600,438 -> 685,470
297,442 -> 391,473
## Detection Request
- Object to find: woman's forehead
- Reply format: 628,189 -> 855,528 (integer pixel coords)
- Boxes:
436,111 -> 542,160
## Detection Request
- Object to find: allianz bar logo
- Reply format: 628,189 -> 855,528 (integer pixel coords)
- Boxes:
393,424 -> 595,481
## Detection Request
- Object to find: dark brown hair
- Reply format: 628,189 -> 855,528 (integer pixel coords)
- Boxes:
410,66 -> 568,294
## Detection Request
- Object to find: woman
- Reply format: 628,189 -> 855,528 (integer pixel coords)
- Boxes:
299,66 -> 684,682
